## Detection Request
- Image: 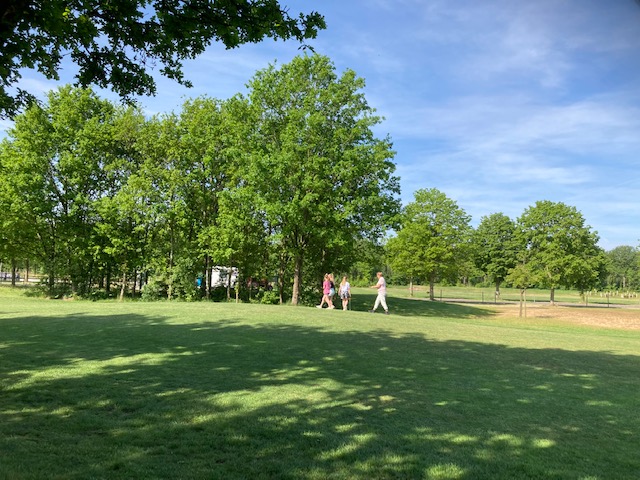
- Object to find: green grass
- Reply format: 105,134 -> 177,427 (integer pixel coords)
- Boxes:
1,287 -> 639,479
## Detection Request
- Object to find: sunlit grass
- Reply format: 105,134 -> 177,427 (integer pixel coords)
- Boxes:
384,284 -> 640,306
1,288 -> 639,479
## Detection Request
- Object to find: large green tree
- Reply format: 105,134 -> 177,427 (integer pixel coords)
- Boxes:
605,245 -> 639,290
0,0 -> 325,117
517,200 -> 605,303
0,86 -> 127,295
242,54 -> 400,305
388,188 -> 472,301
473,212 -> 518,295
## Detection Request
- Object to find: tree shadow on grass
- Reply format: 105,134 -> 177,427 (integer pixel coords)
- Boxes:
1,311 -> 639,479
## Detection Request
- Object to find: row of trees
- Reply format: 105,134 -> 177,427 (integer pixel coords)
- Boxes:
1,54 -> 637,305
0,55 -> 400,304
387,188 -> 639,303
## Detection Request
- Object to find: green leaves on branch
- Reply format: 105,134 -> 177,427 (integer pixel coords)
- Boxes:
0,0 -> 326,118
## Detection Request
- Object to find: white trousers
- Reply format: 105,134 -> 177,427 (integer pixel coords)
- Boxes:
373,293 -> 388,311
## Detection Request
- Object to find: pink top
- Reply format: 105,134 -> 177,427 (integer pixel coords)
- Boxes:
323,280 -> 331,295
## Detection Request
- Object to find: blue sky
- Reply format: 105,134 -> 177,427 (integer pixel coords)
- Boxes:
3,0 -> 640,250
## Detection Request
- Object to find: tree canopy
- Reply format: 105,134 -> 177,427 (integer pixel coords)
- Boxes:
387,188 -> 472,300
0,54 -> 400,303
473,212 -> 518,293
241,54 -> 400,304
0,0 -> 326,118
517,200 -> 605,302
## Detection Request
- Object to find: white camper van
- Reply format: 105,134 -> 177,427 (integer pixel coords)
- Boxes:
210,266 -> 238,288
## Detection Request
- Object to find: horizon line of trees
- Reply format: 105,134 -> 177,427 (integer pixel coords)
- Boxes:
1,56 -> 638,305
385,188 -> 640,306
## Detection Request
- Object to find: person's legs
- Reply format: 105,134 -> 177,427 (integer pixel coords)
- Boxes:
372,294 -> 381,311
380,295 -> 389,313
317,294 -> 327,308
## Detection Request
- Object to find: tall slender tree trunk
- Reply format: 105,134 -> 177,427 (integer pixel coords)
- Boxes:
429,275 -> 435,301
106,264 -> 111,295
11,259 -> 17,287
119,271 -> 126,302
291,254 -> 303,305
205,254 -> 211,300
132,270 -> 137,297
550,287 -> 556,305
168,227 -> 175,301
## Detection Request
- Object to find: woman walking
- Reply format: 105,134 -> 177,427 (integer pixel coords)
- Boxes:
339,276 -> 351,311
317,274 -> 335,309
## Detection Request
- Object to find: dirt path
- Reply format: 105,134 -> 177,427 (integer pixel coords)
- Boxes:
484,302 -> 640,330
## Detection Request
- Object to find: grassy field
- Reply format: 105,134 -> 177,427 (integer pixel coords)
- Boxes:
1,286 -> 639,479
382,284 -> 640,306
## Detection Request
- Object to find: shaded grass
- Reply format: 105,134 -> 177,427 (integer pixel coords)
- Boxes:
1,291 -> 639,479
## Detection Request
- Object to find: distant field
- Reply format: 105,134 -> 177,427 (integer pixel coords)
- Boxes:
381,284 -> 640,306
1,286 -> 639,479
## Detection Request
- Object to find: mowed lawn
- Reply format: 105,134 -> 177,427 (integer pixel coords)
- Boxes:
1,288 -> 639,479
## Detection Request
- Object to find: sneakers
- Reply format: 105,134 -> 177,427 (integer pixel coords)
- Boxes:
316,305 -> 322,309
384,310 -> 390,315
369,310 -> 375,313
329,305 -> 335,309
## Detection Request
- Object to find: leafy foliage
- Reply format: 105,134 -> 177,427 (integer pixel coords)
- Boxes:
606,245 -> 639,290
387,188 -> 472,300
0,0 -> 326,117
517,200 -> 606,301
473,212 -> 518,291
241,55 -> 401,304
0,54 -> 400,301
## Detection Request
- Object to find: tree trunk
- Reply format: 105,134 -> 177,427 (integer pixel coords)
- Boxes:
550,287 -> 555,305
119,271 -> 126,302
205,255 -> 211,300
11,258 -> 17,287
429,275 -> 435,301
168,225 -> 175,301
291,254 -> 303,305
47,255 -> 55,297
106,264 -> 111,295
409,278 -> 414,297
519,289 -> 524,318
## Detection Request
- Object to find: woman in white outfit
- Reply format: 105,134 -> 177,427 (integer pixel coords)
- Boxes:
339,276 -> 351,311
369,272 -> 389,314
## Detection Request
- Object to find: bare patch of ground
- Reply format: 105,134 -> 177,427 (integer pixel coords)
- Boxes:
489,302 -> 640,330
